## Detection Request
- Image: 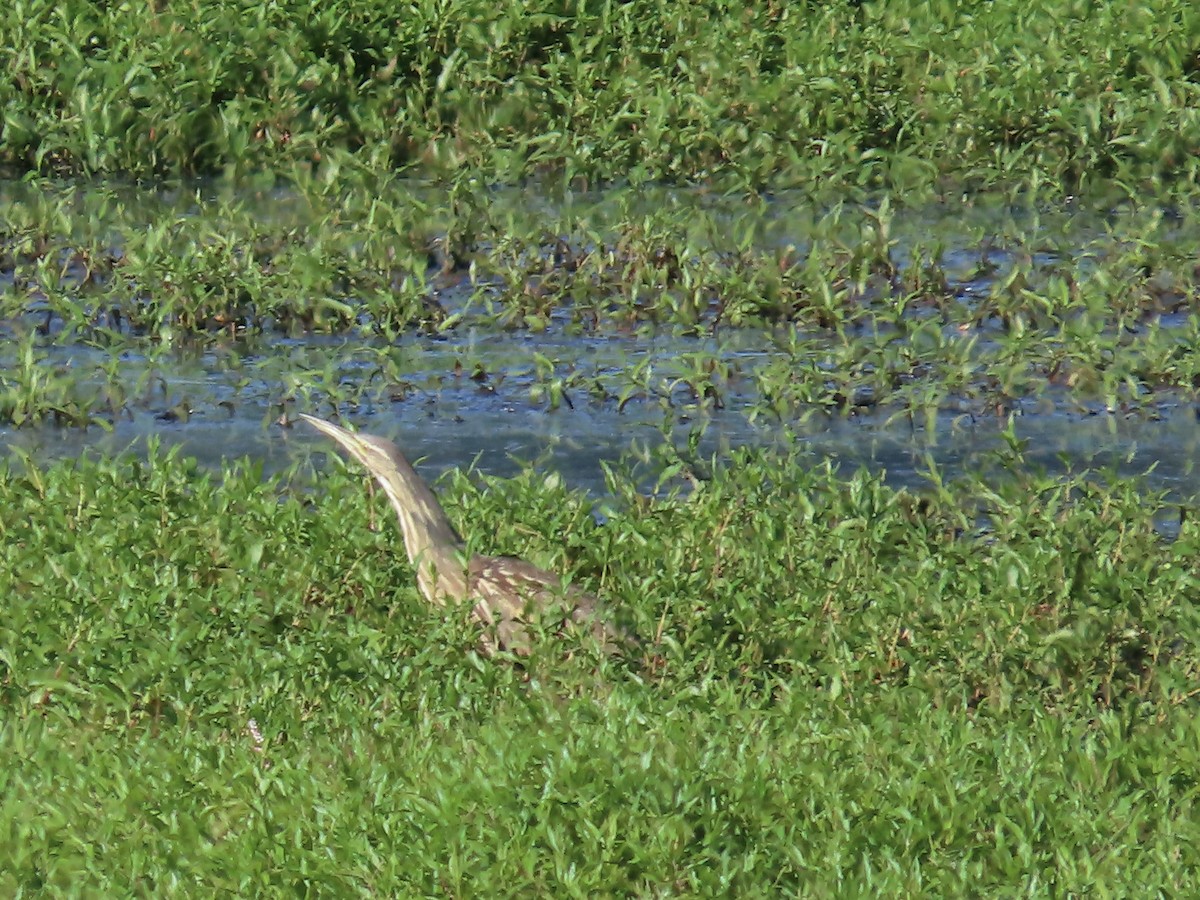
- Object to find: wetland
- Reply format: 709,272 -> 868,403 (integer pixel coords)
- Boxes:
4,0 -> 1200,894
7,180 -> 1200,498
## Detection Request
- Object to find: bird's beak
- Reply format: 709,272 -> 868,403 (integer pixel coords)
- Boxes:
299,414 -> 376,469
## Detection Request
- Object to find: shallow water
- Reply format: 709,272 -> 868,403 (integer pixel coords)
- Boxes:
6,373 -> 1200,503
3,181 -> 1200,501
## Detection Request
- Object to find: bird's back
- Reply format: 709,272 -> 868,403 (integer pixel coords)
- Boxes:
468,554 -> 629,656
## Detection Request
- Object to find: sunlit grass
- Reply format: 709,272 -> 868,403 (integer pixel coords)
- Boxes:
3,0 -> 1198,188
1,446 -> 1198,892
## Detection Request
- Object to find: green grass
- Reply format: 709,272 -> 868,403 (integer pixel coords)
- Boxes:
3,0 -> 1200,188
2,445 -> 1198,893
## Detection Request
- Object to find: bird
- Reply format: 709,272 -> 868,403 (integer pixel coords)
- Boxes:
299,414 -> 628,657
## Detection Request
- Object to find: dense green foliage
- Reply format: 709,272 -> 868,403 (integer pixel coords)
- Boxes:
1,446 -> 1199,893
4,0 -> 1200,186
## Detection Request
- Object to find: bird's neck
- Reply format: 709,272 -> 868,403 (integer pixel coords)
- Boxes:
374,450 -> 468,604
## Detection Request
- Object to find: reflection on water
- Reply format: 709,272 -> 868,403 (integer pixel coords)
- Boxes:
5,395 -> 1200,505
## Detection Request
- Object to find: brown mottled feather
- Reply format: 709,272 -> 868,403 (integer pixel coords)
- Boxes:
301,414 -> 628,656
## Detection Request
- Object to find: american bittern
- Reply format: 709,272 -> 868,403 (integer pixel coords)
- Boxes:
300,414 -> 625,656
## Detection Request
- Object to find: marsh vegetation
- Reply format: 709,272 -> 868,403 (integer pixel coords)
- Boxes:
4,0 -> 1200,894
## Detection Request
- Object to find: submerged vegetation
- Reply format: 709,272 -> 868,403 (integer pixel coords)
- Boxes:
3,0 -> 1200,892
5,178 -> 1200,434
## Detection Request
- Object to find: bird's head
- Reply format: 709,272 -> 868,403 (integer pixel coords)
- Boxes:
298,413 -> 401,479
299,413 -> 464,561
